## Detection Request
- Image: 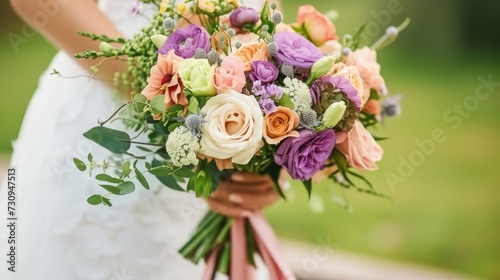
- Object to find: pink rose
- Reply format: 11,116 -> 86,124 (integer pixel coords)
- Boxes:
336,121 -> 383,171
344,47 -> 387,102
275,23 -> 296,33
294,5 -> 338,46
213,56 -> 246,94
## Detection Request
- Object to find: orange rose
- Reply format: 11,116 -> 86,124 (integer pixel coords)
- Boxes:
294,5 -> 338,46
263,106 -> 300,145
233,41 -> 269,71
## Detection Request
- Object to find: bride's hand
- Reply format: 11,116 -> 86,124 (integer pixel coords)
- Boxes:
207,172 -> 280,217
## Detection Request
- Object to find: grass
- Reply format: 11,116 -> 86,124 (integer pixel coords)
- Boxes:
1,1 -> 499,279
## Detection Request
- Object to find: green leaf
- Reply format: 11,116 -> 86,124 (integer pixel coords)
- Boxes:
87,194 -> 103,205
150,95 -> 166,114
133,94 -> 147,112
122,162 -> 131,177
168,123 -> 182,133
148,166 -> 173,176
83,126 -> 131,154
96,173 -> 123,183
267,162 -> 287,200
152,159 -> 184,191
87,153 -> 93,162
167,104 -> 184,114
187,96 -> 199,114
303,179 -> 312,199
187,177 -> 195,192
276,93 -> 294,109
73,158 -> 87,171
173,168 -> 195,178
101,197 -> 112,207
153,123 -> 169,136
135,169 -> 150,190
100,184 -> 121,195
136,146 -> 153,153
145,162 -> 152,170
117,181 -> 135,195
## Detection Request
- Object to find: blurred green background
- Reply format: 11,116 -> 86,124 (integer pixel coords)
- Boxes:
1,0 -> 499,279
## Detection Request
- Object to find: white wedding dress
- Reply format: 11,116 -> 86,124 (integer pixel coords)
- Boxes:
0,0 -> 267,279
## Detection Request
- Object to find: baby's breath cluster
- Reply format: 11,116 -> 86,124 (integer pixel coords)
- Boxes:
166,126 -> 200,167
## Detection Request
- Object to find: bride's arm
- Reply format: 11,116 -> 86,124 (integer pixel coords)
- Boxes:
10,0 -> 125,80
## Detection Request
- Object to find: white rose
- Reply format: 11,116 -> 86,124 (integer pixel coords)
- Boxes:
200,89 -> 264,164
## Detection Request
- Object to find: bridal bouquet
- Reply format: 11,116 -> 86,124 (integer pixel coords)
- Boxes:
73,0 -> 407,278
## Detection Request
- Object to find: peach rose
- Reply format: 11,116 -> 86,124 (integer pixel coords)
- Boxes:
294,5 -> 338,46
263,106 -> 300,145
344,47 -> 387,101
213,56 -> 246,94
330,62 -> 366,106
233,41 -> 269,71
335,121 -> 383,171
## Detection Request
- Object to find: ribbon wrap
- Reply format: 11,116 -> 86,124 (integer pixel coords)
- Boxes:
203,211 -> 295,280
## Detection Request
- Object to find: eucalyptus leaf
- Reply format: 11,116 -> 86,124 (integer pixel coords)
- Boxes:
73,158 -> 87,171
135,169 -> 150,190
96,173 -> 124,184
100,184 -> 121,195
83,126 -> 131,154
133,94 -> 147,112
101,197 -> 113,207
173,168 -> 195,178
87,153 -> 93,162
117,181 -> 135,195
152,159 -> 184,191
122,162 -> 131,177
87,194 -> 103,205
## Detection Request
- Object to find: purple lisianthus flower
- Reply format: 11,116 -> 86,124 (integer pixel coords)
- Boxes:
159,24 -> 211,58
273,32 -> 324,73
311,75 -> 361,111
259,98 -> 277,114
249,61 -> 279,83
275,129 -> 335,181
229,7 -> 260,28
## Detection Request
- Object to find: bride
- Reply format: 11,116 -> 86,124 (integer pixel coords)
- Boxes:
0,0 -> 279,279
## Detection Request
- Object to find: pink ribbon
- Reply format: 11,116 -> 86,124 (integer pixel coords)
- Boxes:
203,211 -> 295,280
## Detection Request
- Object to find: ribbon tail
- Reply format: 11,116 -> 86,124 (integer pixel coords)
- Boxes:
250,211 -> 296,280
230,217 -> 255,280
202,247 -> 220,280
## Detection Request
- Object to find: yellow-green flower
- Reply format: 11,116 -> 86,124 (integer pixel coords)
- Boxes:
178,58 -> 216,96
322,101 -> 346,128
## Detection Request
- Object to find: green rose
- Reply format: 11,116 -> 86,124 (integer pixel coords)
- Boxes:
178,58 -> 216,96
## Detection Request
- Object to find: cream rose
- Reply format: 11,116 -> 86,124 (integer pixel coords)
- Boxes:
335,121 -> 383,171
200,90 -> 264,165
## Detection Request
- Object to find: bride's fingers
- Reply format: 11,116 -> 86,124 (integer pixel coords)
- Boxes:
206,197 -> 252,218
